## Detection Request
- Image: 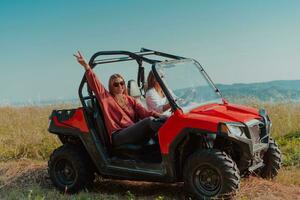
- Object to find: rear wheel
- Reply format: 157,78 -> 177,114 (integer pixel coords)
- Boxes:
260,138 -> 281,179
48,144 -> 95,193
183,149 -> 240,199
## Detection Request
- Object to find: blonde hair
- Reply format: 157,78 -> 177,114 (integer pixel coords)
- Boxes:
108,74 -> 128,96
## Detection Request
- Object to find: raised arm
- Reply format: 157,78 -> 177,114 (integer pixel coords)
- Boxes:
74,51 -> 108,97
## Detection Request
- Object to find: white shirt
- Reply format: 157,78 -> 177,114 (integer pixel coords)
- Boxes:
145,88 -> 168,113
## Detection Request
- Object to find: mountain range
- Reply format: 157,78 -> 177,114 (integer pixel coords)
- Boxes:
2,80 -> 299,106
216,80 -> 300,102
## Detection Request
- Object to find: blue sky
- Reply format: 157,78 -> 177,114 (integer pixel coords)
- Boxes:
0,0 -> 300,104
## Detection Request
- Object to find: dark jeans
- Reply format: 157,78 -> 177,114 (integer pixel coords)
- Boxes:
112,117 -> 166,146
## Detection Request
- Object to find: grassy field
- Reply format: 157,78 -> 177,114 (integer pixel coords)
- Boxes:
0,102 -> 299,199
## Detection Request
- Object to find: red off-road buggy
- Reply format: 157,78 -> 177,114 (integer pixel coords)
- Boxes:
48,48 -> 281,199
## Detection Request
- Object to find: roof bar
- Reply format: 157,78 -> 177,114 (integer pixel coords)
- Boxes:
91,48 -> 185,66
140,48 -> 185,60
93,51 -> 155,65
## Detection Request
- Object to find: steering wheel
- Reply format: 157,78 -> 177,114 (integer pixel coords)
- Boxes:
177,89 -> 197,106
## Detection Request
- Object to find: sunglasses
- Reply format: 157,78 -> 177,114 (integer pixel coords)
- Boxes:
113,81 -> 125,87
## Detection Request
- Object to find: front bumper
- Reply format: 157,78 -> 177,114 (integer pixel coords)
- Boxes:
220,133 -> 268,172
218,114 -> 271,172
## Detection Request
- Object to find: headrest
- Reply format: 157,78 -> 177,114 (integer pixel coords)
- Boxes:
127,80 -> 141,98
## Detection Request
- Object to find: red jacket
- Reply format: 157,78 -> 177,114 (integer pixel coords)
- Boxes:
85,69 -> 156,139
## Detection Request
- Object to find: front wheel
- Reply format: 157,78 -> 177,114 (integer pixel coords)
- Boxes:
260,138 -> 281,179
183,149 -> 240,199
48,144 -> 95,193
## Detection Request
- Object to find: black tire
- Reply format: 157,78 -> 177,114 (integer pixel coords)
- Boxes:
183,149 -> 240,200
260,138 -> 281,179
48,144 -> 95,193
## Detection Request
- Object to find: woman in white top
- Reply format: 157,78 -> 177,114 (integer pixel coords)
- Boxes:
146,71 -> 171,113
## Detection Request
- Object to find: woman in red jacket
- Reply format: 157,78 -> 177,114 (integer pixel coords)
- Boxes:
74,51 -> 165,146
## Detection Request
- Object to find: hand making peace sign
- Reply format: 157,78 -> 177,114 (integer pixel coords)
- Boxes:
73,51 -> 90,70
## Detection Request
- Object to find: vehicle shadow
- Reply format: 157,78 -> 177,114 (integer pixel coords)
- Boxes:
91,177 -> 185,199
0,161 -> 185,199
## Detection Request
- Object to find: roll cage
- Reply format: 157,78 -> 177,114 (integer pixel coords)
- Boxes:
78,48 -> 222,114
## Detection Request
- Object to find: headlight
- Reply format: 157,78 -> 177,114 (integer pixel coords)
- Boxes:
220,123 -> 248,139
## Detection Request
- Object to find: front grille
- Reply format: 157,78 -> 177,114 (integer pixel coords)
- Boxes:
249,123 -> 261,144
246,119 -> 270,155
246,119 -> 265,144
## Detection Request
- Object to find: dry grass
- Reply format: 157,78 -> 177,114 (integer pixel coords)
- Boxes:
0,102 -> 299,199
237,174 -> 300,200
275,166 -> 300,186
0,105 -> 73,161
1,102 -> 299,165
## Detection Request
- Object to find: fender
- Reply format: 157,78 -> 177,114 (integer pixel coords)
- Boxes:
163,127 -> 217,180
48,108 -> 89,136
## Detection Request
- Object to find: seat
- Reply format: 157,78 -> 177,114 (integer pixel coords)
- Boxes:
127,80 -> 147,107
88,97 -> 148,158
86,88 -> 160,161
127,79 -> 141,98
86,98 -> 113,154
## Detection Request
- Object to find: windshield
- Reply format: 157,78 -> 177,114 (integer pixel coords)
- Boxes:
155,59 -> 223,113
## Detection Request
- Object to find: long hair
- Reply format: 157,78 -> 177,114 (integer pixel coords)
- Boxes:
147,70 -> 165,98
147,71 -> 157,91
108,74 -> 128,96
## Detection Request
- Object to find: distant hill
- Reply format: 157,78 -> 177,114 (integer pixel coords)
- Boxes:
216,80 -> 300,102
2,80 -> 299,106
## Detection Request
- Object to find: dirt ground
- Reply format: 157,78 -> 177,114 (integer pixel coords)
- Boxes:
0,160 -> 299,200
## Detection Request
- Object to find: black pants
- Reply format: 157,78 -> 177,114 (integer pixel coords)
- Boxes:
112,117 -> 166,146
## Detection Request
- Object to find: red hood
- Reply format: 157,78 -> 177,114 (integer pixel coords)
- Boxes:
186,103 -> 261,124
158,102 -> 262,154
